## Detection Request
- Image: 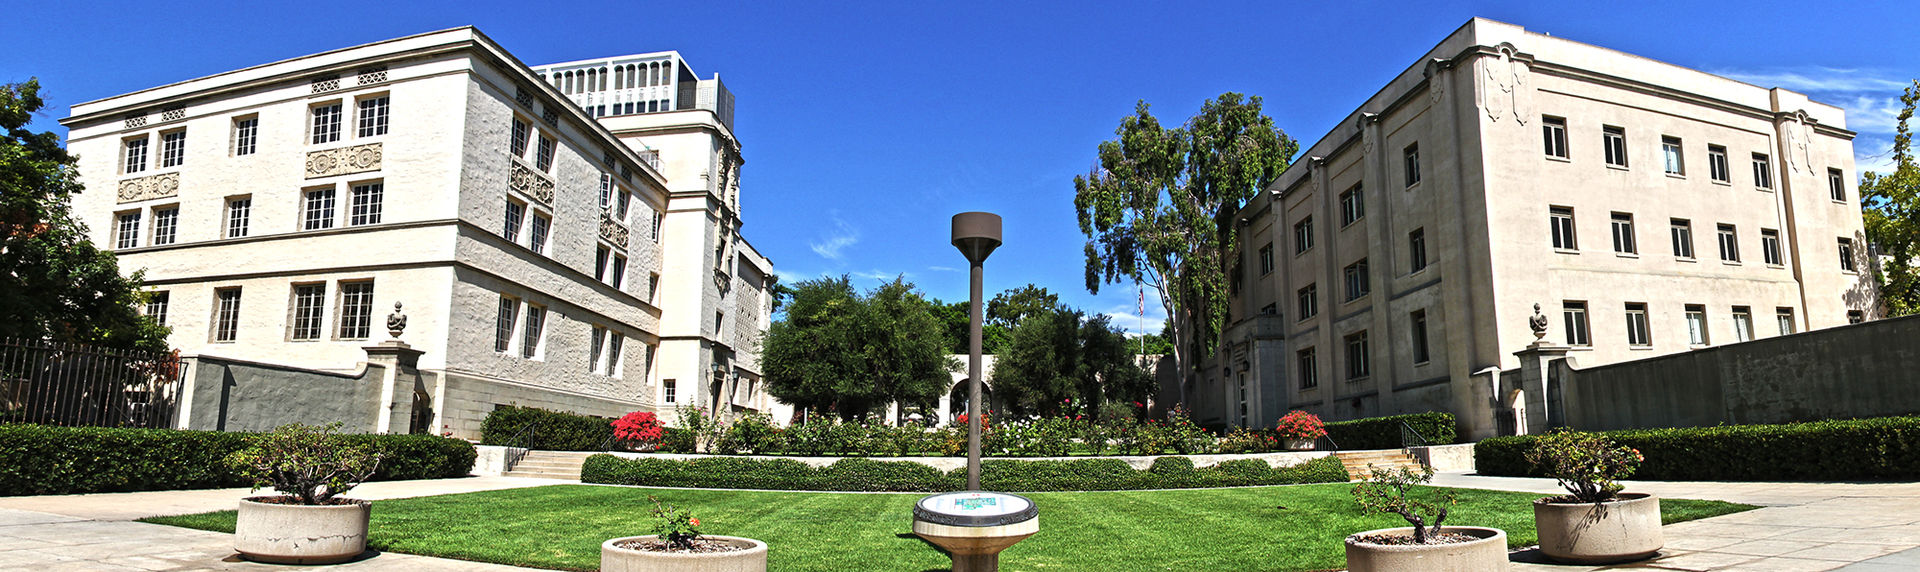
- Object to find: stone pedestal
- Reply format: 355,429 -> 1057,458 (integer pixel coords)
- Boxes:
364,341 -> 425,434
1512,342 -> 1569,435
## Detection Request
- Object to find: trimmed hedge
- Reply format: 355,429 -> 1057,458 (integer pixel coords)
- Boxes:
1324,412 -> 1457,450
0,424 -> 476,496
479,406 -> 615,451
1474,416 -> 1920,482
580,453 -> 1350,492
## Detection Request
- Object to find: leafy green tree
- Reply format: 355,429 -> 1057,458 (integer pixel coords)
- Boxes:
0,79 -> 167,352
985,284 -> 1061,331
1862,81 -> 1920,316
856,278 -> 955,421
931,298 -> 1010,355
762,276 -> 955,420
990,308 -> 1155,419
1074,93 -> 1296,403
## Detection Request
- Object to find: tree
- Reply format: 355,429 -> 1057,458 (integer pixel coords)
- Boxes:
990,307 -> 1155,419
761,276 -> 955,420
0,79 -> 167,352
931,297 -> 1011,355
855,278 -> 955,422
1073,93 -> 1296,407
1862,80 -> 1920,316
985,284 -> 1061,331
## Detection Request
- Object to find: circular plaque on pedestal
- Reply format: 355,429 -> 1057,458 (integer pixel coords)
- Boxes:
913,491 -> 1037,527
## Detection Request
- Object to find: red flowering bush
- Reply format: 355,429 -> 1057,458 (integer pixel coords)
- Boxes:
1274,410 -> 1327,440
612,411 -> 665,444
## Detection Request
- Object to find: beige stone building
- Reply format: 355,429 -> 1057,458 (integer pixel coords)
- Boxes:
1192,18 -> 1879,440
60,27 -> 783,437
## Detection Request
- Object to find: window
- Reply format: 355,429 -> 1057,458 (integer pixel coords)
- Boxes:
349,182 -> 382,226
607,333 -> 625,376
289,284 -> 326,341
509,118 -> 530,158
123,137 -> 149,174
1610,213 -> 1636,254
611,256 -> 628,289
652,211 -> 664,242
1732,306 -> 1753,342
1550,207 -> 1577,250
715,311 -> 726,335
1829,168 -> 1846,201
115,212 -> 141,249
494,296 -> 519,353
599,173 -> 614,210
1685,304 -> 1709,346
303,187 -> 336,230
1410,310 -> 1431,364
1407,228 -> 1427,272
535,136 -> 556,171
1670,219 -> 1694,259
1603,126 -> 1628,167
213,288 -> 242,342
1344,331 -> 1370,380
1294,217 -> 1314,253
160,130 -> 187,168
1403,144 -> 1421,187
1660,136 -> 1683,175
590,327 -> 605,373
1848,310 -> 1865,324
1297,348 -> 1317,389
1339,185 -> 1364,226
144,291 -> 169,327
1839,238 -> 1857,272
1343,259 -> 1369,301
1563,301 -> 1591,346
1258,243 -> 1274,275
1625,303 -> 1651,346
521,304 -> 546,359
338,282 -> 374,339
356,95 -> 389,137
595,246 -> 610,281
1761,229 -> 1782,265
644,344 -> 656,378
664,379 -> 677,403
1753,153 -> 1773,189
1717,224 -> 1739,262
1777,308 -> 1796,335
616,190 -> 633,221
233,116 -> 258,156
529,211 -> 551,255
1542,116 -> 1568,158
311,103 -> 342,144
503,200 -> 525,243
648,273 -> 660,303
1708,145 -> 1730,183
1296,284 -> 1318,320
226,197 -> 251,238
151,207 -> 178,246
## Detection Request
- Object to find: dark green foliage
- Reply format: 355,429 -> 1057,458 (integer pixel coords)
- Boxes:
0,424 -> 475,496
763,276 -> 954,419
1474,416 -> 1920,481
479,406 -> 614,451
582,453 -> 1349,492
1324,412 -> 1457,450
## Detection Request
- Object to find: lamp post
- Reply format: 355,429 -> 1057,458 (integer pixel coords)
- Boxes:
951,212 -> 1000,490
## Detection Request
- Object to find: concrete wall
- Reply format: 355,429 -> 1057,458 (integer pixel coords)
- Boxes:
180,355 -> 385,433
1555,314 -> 1920,431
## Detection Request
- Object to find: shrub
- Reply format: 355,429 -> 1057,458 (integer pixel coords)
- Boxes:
1274,410 -> 1327,440
658,427 -> 697,453
1476,416 -> 1920,482
1217,426 -> 1280,454
818,458 -> 957,491
479,406 -> 613,451
341,433 -> 477,481
1324,412 -> 1457,450
1351,465 -> 1456,544
1526,430 -> 1642,502
646,495 -> 703,550
713,412 -> 782,455
581,452 -> 1350,492
229,423 -> 380,505
612,411 -> 665,447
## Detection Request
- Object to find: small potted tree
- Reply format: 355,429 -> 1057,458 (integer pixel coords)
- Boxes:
612,411 -> 666,452
603,496 -> 768,571
1274,410 -> 1326,450
229,423 -> 382,564
1526,430 -> 1662,564
1344,466 -> 1508,571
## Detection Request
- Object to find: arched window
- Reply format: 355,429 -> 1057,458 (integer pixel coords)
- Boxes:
563,71 -> 574,94
649,63 -> 660,87
662,63 -> 673,86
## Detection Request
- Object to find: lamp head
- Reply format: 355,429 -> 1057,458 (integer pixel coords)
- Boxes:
951,212 -> 1002,265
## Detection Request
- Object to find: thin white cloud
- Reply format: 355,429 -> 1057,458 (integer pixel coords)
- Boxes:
809,214 -> 859,261
851,269 -> 907,282
1716,68 -> 1911,95
1103,312 -> 1166,337
927,266 -> 962,272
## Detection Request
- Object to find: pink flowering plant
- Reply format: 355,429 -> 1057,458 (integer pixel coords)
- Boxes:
1273,410 -> 1327,440
1524,429 -> 1644,503
611,411 -> 666,445
647,495 -> 703,550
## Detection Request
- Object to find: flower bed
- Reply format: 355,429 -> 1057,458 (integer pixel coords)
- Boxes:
579,452 -> 1349,492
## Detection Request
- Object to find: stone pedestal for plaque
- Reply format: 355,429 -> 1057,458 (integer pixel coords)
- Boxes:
912,491 -> 1039,572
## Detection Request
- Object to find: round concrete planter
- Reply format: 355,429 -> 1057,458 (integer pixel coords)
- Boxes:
1284,437 -> 1317,451
1344,526 -> 1508,572
601,535 -> 767,572
234,497 -> 370,564
1534,492 -> 1664,564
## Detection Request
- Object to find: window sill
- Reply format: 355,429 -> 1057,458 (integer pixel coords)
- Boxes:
1606,164 -> 1630,172
1412,360 -> 1431,367
1756,187 -> 1775,193
1346,377 -> 1370,383
1568,345 -> 1593,351
1616,252 -> 1640,259
1842,270 -> 1860,276
1665,173 -> 1686,180
1628,345 -> 1654,351
1723,260 -> 1743,266
1555,248 -> 1580,255
1407,266 -> 1430,278
1766,264 -> 1785,270
1676,257 -> 1697,263
1405,182 -> 1421,192
1712,180 -> 1731,187
1545,155 -> 1571,163
1831,199 -> 1849,205
1688,344 -> 1711,350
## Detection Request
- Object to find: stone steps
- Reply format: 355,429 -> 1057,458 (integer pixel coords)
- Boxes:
502,450 -> 599,480
1335,450 -> 1426,481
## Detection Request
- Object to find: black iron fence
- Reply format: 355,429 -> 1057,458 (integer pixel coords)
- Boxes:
0,338 -> 182,429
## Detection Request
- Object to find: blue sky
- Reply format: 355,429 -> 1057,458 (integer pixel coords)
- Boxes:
6,1 -> 1916,335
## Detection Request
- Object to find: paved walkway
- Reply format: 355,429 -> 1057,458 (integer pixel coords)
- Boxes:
1434,472 -> 1920,571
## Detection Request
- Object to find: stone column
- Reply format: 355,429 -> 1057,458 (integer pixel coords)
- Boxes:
365,340 -> 424,434
1512,341 -> 1568,435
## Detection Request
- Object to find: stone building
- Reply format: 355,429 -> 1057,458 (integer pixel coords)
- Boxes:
60,27 -> 784,437
1190,18 -> 1879,440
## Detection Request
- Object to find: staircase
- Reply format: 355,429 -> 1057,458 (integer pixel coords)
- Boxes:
501,450 -> 596,480
1334,449 -> 1426,481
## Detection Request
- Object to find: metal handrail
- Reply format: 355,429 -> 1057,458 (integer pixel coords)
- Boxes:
504,421 -> 538,471
1316,432 -> 1342,452
1398,420 -> 1431,450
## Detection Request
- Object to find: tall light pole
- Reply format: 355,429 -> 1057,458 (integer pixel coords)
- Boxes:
950,212 -> 1000,490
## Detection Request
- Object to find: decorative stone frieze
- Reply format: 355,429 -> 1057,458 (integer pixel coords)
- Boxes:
159,106 -> 186,122
357,67 -> 388,85
311,75 -> 341,94
513,86 -> 534,109
510,161 -> 555,205
599,215 -> 630,247
123,114 -> 147,129
305,143 -> 383,179
117,172 -> 180,203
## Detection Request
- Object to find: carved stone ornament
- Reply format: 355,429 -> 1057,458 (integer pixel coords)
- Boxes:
1477,44 -> 1532,125
305,143 -> 383,179
1528,303 -> 1549,341
387,301 -> 407,339
117,172 -> 179,203
509,161 -> 555,205
599,214 -> 631,247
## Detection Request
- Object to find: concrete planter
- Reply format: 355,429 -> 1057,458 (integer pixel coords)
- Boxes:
601,535 -> 767,572
1344,526 -> 1507,572
1533,493 -> 1664,564
234,497 -> 370,564
1284,437 -> 1317,451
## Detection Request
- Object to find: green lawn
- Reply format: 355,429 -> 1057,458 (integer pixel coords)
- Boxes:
144,484 -> 1752,572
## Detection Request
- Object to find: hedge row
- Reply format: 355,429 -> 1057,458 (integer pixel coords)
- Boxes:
579,453 -> 1350,492
1474,416 -> 1920,481
0,424 -> 477,496
479,406 -> 617,451
1324,411 -> 1457,450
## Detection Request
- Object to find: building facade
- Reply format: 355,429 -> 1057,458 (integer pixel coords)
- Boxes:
61,27 -> 783,437
1191,18 -> 1879,440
